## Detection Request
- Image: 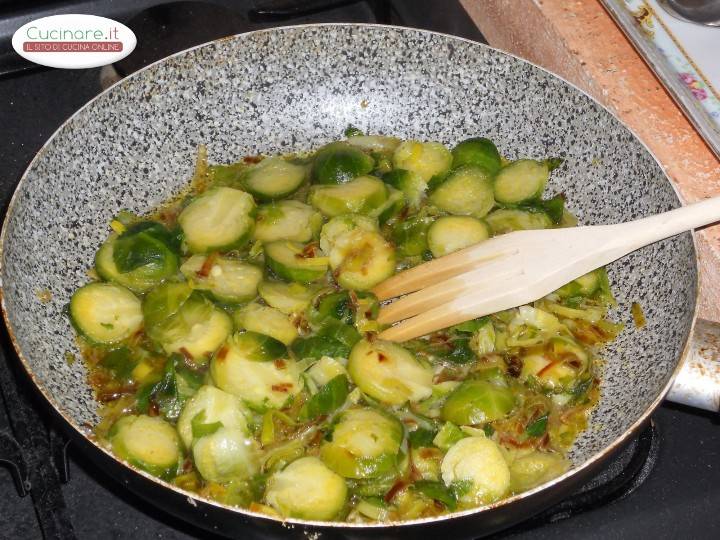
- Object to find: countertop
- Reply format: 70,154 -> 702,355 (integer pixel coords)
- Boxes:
461,0 -> 720,321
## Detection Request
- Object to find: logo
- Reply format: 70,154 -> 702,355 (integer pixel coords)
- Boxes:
12,14 -> 136,69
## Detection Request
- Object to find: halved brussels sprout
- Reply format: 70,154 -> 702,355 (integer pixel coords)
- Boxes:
142,280 -> 193,328
95,221 -> 179,293
69,282 -> 143,344
429,166 -> 495,218
348,339 -> 433,405
180,255 -> 263,304
441,380 -> 515,425
311,142 -> 374,185
319,214 -> 377,254
264,241 -> 329,283
493,159 -> 549,204
241,157 -> 306,201
147,293 -> 232,362
485,208 -> 553,235
253,200 -> 322,243
257,280 -> 316,314
309,175 -> 388,217
110,415 -> 181,478
383,169 -> 427,208
371,186 -> 407,225
441,436 -> 510,505
328,227 -> 395,291
178,187 -> 255,253
554,268 -> 603,298
392,140 -> 452,183
451,137 -> 502,174
193,426 -> 261,483
210,332 -> 301,409
176,385 -> 249,448
265,457 -> 348,520
411,447 -> 444,482
427,216 -> 490,258
320,408 -> 403,479
346,135 -> 401,153
391,215 -> 433,257
506,449 -> 569,492
234,303 -> 298,345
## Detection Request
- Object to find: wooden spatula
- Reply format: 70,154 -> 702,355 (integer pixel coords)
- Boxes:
373,196 -> 720,342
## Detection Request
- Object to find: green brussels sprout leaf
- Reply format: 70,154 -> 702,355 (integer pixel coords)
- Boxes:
526,414 -> 548,437
408,428 -> 436,449
301,375 -> 349,420
291,335 -> 351,361
191,410 -> 224,439
413,480 -> 457,510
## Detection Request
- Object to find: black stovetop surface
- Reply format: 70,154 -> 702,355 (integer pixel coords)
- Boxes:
1,1 -> 719,538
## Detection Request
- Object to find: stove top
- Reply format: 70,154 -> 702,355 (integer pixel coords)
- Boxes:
1,1 -> 719,539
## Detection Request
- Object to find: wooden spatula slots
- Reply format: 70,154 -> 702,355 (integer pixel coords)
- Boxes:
373,197 -> 720,342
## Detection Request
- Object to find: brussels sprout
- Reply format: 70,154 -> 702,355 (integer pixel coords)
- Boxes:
253,200 -> 322,243
427,216 -> 490,258
69,283 -> 143,344
309,175 -> 388,217
265,457 -> 348,520
148,293 -> 233,362
234,303 -> 298,345
320,408 -> 403,479
441,380 -> 515,425
506,449 -> 569,492
451,137 -> 502,174
429,166 -> 495,218
485,208 -> 553,235
142,281 -> 193,329
96,222 -> 179,293
371,186 -> 407,225
257,280 -> 316,314
383,169 -> 427,208
440,436 -> 510,504
392,140 -> 452,183
411,447 -> 444,482
241,156 -> 306,201
328,227 -> 395,291
180,255 -> 263,304
346,135 -> 401,153
264,241 -> 329,283
311,142 -> 375,185
176,385 -> 249,448
554,268 -> 603,298
110,415 -> 181,478
178,187 -> 255,253
319,214 -> 377,255
493,159 -> 549,204
309,290 -> 354,325
193,426 -> 261,483
391,215 -> 433,257
433,421 -> 467,451
210,332 -> 301,409
347,339 -> 433,405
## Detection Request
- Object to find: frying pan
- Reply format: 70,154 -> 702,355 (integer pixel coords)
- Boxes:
0,24 -> 710,539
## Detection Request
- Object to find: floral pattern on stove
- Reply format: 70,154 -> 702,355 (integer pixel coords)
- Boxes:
624,0 -> 720,120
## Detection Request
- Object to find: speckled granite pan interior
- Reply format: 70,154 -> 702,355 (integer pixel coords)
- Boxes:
0,24 -> 696,488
